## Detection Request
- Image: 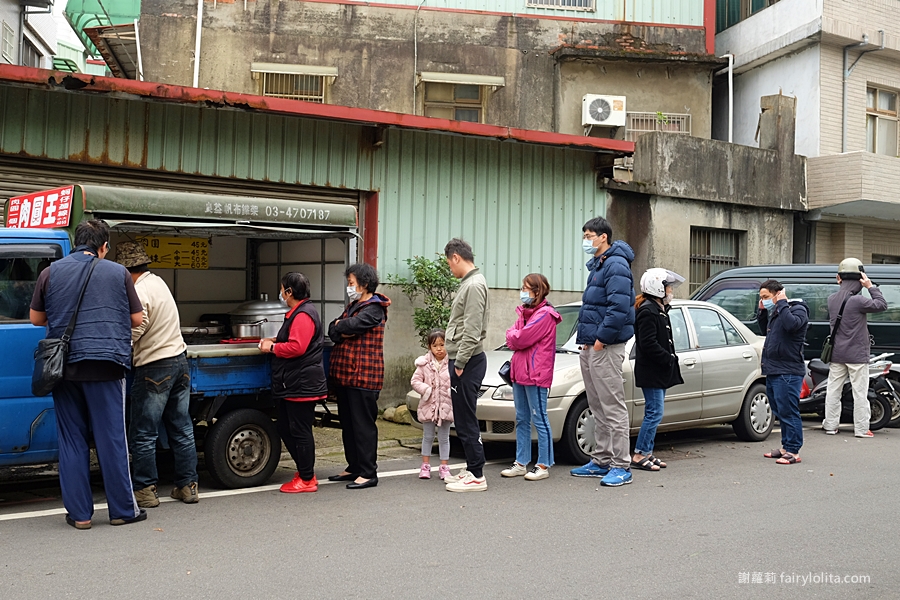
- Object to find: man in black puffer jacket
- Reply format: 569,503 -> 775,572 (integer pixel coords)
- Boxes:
757,279 -> 809,465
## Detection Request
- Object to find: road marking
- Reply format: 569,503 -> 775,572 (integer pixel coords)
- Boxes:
0,461 -> 478,523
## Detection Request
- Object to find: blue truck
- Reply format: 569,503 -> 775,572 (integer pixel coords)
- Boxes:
1,184 -> 354,488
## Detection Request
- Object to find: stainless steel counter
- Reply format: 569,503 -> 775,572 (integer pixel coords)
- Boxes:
186,343 -> 263,359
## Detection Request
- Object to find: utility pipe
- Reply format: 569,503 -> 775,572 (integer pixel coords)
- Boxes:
192,0 -> 204,88
720,54 -> 734,143
841,31 -> 884,153
412,0 -> 425,114
134,19 -> 144,81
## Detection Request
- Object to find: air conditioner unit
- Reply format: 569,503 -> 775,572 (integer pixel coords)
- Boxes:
582,94 -> 627,127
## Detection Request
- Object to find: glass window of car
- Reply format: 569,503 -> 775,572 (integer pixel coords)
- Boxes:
696,281 -> 760,322
863,285 -> 900,323
668,307 -> 691,352
782,283 -> 838,323
555,305 -> 581,347
720,314 -> 745,344
0,244 -> 61,322
687,307 -> 731,348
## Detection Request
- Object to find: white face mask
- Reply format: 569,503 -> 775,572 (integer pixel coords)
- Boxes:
347,285 -> 362,302
663,293 -> 674,305
278,291 -> 287,305
582,239 -> 597,255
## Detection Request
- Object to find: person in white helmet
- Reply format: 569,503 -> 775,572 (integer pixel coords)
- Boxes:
822,258 -> 887,437
631,268 -> 685,471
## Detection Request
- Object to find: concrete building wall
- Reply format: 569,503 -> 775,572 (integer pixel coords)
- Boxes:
715,0 -> 823,58
712,45 -> 821,156
558,59 -> 713,138
0,0 -> 19,64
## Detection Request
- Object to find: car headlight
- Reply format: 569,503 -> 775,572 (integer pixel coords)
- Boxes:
492,385 -> 515,401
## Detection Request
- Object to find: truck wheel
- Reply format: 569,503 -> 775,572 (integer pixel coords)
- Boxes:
205,409 -> 280,489
732,383 -> 773,442
560,395 -> 594,464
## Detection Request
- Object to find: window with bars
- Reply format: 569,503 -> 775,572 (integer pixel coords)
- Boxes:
526,0 -> 595,9
625,112 -> 692,142
258,72 -> 327,103
867,87 -> 899,157
424,83 -> 484,123
2,22 -> 15,63
22,40 -> 42,69
689,228 -> 742,293
872,254 -> 900,264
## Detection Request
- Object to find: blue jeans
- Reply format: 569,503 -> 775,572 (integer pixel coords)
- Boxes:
512,384 -> 554,467
129,354 -> 198,489
766,374 -> 803,454
635,387 -> 665,456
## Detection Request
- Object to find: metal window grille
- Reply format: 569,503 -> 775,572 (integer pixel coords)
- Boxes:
625,112 -> 692,142
2,22 -> 15,62
526,0 -> 594,10
259,72 -> 326,103
690,228 -> 741,293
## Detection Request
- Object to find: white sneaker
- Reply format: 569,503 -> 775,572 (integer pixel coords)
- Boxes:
445,472 -> 487,492
524,465 -> 549,481
500,462 -> 528,477
444,469 -> 470,483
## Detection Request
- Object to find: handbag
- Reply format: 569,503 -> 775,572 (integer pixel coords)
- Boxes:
32,258 -> 99,396
498,360 -> 512,386
820,292 -> 854,364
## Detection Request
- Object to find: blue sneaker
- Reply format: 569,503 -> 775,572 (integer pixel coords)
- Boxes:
569,461 -> 610,478
600,468 -> 633,487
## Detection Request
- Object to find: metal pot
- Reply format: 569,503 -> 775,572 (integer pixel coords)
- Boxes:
230,294 -> 285,339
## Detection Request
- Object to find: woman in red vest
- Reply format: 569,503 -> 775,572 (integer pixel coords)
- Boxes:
327,263 -> 391,489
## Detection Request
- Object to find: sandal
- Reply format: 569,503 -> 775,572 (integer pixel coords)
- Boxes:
775,453 -> 801,465
648,455 -> 667,469
763,449 -> 786,459
630,456 -> 660,472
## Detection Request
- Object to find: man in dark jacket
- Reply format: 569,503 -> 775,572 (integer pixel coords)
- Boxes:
757,279 -> 809,464
30,219 -> 146,529
822,258 -> 887,437
570,216 -> 636,487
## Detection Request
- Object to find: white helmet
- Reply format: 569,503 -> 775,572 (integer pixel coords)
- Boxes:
640,268 -> 685,298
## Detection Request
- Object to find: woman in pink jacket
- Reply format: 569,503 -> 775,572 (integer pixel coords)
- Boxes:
410,330 -> 453,480
502,274 -> 562,481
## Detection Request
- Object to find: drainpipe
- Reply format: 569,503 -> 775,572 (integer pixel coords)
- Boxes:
134,19 -> 144,81
842,31 -> 885,153
720,54 -> 734,143
18,5 -> 25,65
412,0 -> 425,114
192,0 -> 204,88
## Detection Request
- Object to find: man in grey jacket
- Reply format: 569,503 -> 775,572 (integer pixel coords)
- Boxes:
822,258 -> 887,437
443,238 -> 490,492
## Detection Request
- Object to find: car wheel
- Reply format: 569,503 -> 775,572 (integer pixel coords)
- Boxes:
205,408 -> 280,489
561,395 -> 594,464
732,383 -> 773,442
868,391 -> 891,431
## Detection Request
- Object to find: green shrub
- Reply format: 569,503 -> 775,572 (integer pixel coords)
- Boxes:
386,254 -> 459,348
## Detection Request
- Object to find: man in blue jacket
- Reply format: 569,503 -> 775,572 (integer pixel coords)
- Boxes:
571,217 -> 636,487
757,279 -> 809,465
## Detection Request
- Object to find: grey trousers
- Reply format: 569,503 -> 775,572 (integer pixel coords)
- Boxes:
580,344 -> 631,469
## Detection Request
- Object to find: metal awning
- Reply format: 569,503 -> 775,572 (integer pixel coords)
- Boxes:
84,22 -> 141,80
250,63 -> 339,77
64,0 -> 141,57
417,72 -> 506,88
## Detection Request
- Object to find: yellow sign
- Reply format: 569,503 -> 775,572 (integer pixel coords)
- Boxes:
135,236 -> 209,270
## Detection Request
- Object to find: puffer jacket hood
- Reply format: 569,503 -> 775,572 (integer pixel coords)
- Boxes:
576,240 -> 636,346
506,300 -> 562,388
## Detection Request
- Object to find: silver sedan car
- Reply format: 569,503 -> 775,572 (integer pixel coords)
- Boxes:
406,300 -> 773,464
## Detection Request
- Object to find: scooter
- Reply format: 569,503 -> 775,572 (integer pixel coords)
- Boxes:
799,353 -> 896,431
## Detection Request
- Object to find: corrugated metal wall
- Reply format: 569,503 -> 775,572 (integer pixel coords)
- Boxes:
1,85 -> 606,291
355,0 -> 703,25
378,129 -> 606,291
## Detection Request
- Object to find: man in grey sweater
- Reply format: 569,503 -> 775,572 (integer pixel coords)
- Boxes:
443,238 -> 490,492
822,258 -> 887,437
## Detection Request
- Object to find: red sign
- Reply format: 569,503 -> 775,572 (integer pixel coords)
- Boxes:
5,186 -> 75,229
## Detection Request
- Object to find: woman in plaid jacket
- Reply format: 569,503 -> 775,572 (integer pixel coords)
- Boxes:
326,263 -> 391,490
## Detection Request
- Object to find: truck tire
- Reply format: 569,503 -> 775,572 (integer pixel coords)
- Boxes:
732,383 -> 773,442
204,408 -> 280,489
560,395 -> 594,464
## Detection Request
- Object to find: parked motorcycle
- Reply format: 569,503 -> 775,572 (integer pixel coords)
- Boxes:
799,353 -> 896,431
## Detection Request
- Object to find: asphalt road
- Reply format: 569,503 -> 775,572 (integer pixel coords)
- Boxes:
1,421 -> 896,599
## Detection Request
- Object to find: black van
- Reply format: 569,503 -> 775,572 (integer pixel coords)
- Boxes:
691,264 -> 900,360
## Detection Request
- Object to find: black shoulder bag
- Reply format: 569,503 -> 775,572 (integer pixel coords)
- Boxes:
32,258 -> 99,396
820,292 -> 855,364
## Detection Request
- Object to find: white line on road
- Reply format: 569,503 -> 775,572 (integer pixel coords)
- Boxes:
0,461 -> 478,523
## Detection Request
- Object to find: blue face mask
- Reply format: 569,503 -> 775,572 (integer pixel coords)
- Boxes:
762,298 -> 775,311
582,239 -> 597,255
520,291 -> 534,305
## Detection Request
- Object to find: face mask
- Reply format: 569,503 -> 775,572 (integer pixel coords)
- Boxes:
347,286 -> 362,302
520,291 -> 534,305
278,291 -> 287,305
663,293 -> 674,305
762,298 -> 775,311
583,239 -> 597,255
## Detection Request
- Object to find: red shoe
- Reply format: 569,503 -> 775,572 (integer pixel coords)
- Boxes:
280,475 -> 318,493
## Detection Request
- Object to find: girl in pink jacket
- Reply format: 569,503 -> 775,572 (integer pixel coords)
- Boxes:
502,274 -> 562,481
410,330 -> 453,480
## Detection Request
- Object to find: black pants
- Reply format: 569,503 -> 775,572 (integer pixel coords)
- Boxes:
335,386 -> 379,479
276,400 -> 317,481
449,352 -> 487,478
